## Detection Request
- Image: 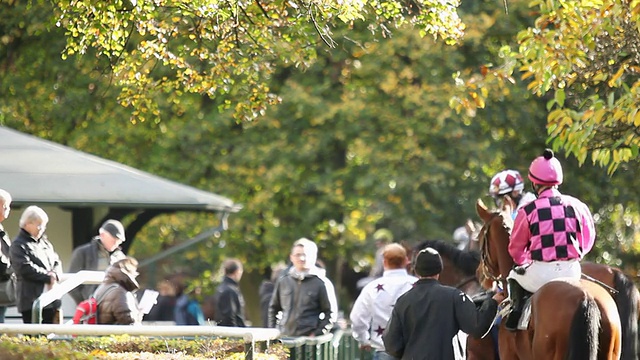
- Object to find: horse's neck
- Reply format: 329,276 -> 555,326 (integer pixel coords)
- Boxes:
490,214 -> 515,280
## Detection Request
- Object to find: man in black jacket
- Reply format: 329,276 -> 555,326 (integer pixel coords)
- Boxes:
10,206 -> 63,324
268,238 -> 337,336
383,247 -> 504,360
68,219 -> 127,304
214,258 -> 246,327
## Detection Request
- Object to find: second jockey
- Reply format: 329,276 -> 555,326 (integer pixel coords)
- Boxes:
489,169 -> 537,219
504,149 -> 596,331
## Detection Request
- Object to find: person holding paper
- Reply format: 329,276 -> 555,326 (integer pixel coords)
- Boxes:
94,256 -> 143,325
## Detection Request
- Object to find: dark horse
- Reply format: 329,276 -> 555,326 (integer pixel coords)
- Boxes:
412,239 -> 498,360
476,199 -> 622,359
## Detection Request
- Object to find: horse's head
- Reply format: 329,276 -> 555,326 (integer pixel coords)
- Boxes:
475,198 -> 515,291
413,239 -> 483,295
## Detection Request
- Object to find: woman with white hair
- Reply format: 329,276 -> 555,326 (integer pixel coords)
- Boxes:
0,189 -> 14,322
10,205 -> 62,323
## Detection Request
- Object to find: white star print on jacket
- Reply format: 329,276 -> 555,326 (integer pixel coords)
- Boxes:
350,269 -> 418,351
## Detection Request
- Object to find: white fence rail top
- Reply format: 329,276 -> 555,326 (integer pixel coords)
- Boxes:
0,324 -> 281,342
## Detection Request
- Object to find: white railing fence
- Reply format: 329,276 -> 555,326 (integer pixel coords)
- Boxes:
21,270 -> 281,360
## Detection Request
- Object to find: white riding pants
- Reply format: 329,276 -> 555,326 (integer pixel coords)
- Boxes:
507,259 -> 581,293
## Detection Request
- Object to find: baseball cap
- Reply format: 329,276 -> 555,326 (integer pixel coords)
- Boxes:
100,219 -> 126,241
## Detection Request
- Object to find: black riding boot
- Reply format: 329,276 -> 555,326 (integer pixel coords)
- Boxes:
504,279 -> 525,331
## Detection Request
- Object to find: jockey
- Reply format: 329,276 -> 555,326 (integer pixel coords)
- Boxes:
504,149 -> 596,331
489,169 -> 537,219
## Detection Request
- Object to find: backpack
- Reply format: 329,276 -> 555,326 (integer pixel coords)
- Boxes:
72,284 -> 119,324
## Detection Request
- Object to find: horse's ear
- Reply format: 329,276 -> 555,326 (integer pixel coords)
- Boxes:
476,198 -> 492,222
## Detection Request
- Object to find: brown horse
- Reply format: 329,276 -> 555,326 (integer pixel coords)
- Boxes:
413,239 -> 498,360
476,199 -> 622,359
477,198 -> 640,360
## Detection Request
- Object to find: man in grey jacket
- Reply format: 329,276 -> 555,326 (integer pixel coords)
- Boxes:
268,238 -> 337,336
68,219 -> 127,304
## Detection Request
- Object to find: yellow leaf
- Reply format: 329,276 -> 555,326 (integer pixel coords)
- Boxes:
634,110 -> 640,126
607,65 -> 625,87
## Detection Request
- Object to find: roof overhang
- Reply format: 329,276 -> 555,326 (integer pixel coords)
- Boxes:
0,126 -> 240,213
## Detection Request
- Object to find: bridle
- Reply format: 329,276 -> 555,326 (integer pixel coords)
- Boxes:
455,275 -> 479,290
478,212 -> 505,284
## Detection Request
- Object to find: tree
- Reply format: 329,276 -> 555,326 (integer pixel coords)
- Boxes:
50,0 -> 464,123
4,0 -> 640,316
454,0 -> 640,172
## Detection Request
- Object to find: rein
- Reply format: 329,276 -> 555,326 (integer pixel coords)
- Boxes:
455,275 -> 479,290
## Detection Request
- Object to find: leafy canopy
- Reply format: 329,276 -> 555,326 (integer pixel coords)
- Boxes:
454,0 -> 640,172
52,0 -> 464,123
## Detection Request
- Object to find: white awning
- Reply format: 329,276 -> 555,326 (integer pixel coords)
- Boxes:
0,126 -> 239,212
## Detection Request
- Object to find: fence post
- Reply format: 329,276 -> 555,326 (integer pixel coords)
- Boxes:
244,340 -> 254,360
31,298 -> 42,324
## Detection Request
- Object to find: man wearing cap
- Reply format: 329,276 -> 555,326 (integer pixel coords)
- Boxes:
383,247 -> 504,360
68,219 -> 127,305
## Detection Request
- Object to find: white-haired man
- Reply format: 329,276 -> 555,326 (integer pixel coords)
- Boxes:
68,219 -> 127,304
10,206 -> 63,323
268,237 -> 338,336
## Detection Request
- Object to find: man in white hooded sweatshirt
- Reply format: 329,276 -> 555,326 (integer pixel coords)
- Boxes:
268,237 -> 338,336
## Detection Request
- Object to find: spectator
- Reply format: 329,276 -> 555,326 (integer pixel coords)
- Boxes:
68,219 -> 127,304
214,258 -> 246,327
201,294 -> 216,322
268,237 -> 337,336
357,229 -> 394,291
258,263 -> 286,327
0,189 -> 13,322
0,189 -> 13,323
382,248 -> 504,360
144,279 -> 177,322
173,274 -> 205,325
369,229 -> 393,278
10,206 -> 63,324
95,256 -> 143,325
350,243 -> 418,359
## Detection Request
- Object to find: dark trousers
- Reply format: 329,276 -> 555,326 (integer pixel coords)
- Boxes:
21,308 -> 56,324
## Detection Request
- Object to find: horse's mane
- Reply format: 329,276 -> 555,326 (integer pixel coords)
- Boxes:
413,239 -> 480,276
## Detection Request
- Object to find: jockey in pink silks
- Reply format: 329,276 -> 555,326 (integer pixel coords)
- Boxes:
504,149 -> 596,331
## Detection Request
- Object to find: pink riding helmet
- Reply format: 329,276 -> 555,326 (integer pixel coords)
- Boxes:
489,170 -> 525,197
528,149 -> 563,185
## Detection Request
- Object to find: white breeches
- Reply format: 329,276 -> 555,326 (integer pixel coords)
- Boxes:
507,259 -> 581,293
